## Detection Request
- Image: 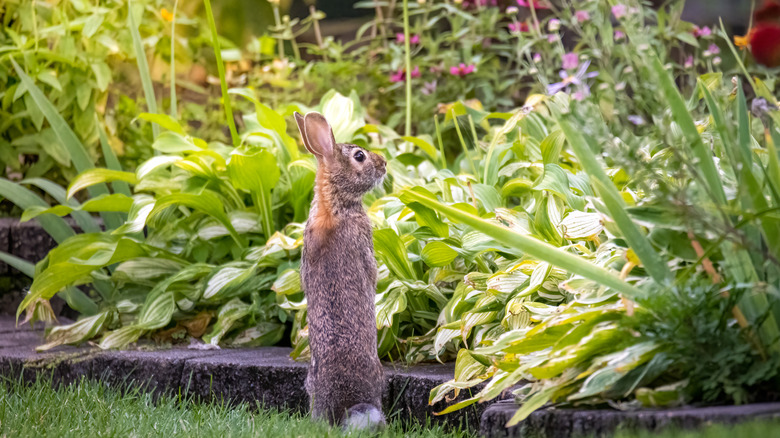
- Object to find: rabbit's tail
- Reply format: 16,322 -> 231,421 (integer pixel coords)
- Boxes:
342,403 -> 386,431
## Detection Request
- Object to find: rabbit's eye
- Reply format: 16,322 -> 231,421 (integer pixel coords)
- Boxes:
353,150 -> 366,162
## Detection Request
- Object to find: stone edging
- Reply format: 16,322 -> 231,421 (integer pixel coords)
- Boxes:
0,317 -> 488,431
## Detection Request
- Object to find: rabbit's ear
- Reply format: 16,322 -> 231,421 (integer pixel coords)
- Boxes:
293,112 -> 315,155
300,112 -> 335,159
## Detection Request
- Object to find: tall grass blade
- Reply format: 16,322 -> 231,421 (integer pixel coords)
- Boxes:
0,251 -> 35,277
400,189 -> 643,298
558,117 -> 670,284
0,178 -> 75,243
128,0 -> 159,139
20,178 -> 100,234
203,0 -> 239,147
648,54 -> 726,205
97,124 -> 132,197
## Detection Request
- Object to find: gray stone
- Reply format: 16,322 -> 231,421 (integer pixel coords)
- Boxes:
0,329 -> 45,348
9,218 -> 59,266
93,348 -> 225,396
386,362 -> 487,429
0,218 -> 9,275
480,400 -> 780,438
181,347 -> 309,411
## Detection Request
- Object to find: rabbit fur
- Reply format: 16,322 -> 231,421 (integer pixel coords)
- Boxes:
294,111 -> 387,430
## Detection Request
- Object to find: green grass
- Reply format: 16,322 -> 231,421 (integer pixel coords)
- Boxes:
0,377 -> 474,438
0,376 -> 777,438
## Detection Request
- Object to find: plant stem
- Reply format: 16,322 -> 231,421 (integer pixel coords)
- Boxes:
169,0 -> 178,118
203,0 -> 239,147
402,0 -> 412,137
310,5 -> 324,48
273,4 -> 285,60
452,109 -> 479,177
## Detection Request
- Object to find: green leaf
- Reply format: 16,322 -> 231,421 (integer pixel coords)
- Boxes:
401,135 -> 437,158
21,178 -> 100,234
67,169 -> 138,199
37,311 -> 110,351
227,148 -> 280,239
400,188 -> 642,298
373,228 -> 415,279
558,117 -> 669,284
0,251 -> 35,277
151,191 -> 245,247
0,178 -> 75,243
421,241 -> 458,267
138,113 -> 186,135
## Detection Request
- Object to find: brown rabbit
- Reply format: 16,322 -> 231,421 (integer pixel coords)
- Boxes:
293,111 -> 387,430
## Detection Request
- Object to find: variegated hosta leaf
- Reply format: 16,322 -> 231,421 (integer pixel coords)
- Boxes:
569,341 -> 661,401
560,211 -> 604,240
38,311 -> 111,351
136,155 -> 182,180
421,241 -> 458,267
198,211 -> 263,240
487,270 -> 529,299
375,282 -> 408,329
202,298 -> 252,346
137,291 -> 175,330
99,325 -> 147,349
434,327 -> 461,356
231,322 -> 285,347
113,257 -> 185,283
464,272 -> 490,291
515,262 -> 552,298
203,263 -> 256,299
271,269 -> 301,295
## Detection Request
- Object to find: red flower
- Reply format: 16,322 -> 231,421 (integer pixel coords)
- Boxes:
748,0 -> 780,67
450,63 -> 476,77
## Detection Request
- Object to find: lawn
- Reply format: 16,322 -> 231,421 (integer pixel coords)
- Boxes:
1,377 -> 778,438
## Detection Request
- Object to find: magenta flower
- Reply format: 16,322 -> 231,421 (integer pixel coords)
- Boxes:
517,0 -> 551,9
508,21 -> 530,33
533,53 -> 542,63
450,63 -> 476,77
395,33 -> 420,44
575,10 -> 590,23
390,66 -> 420,83
692,26 -> 712,38
612,4 -> 627,19
562,52 -> 579,70
614,30 -> 626,41
684,55 -> 694,69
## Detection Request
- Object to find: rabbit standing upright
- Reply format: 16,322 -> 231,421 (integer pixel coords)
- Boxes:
293,111 -> 387,430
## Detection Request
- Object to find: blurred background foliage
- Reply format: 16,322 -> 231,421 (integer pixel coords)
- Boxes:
1,0 -> 780,424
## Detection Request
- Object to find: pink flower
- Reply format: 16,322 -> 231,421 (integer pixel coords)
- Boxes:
390,66 -> 420,83
450,63 -> 476,77
612,4 -> 627,19
708,43 -> 720,55
547,33 -> 558,43
692,26 -> 712,38
508,21 -> 530,33
614,30 -> 626,41
517,0 -> 550,9
533,53 -> 542,63
395,33 -> 420,44
684,55 -> 694,69
575,10 -> 590,23
562,52 -> 579,70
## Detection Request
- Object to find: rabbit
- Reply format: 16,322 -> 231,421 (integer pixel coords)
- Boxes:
293,111 -> 387,430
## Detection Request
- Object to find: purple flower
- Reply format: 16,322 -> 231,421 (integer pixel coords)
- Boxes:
508,21 -> 530,33
390,66 -> 420,83
692,26 -> 711,38
575,10 -> 590,23
547,60 -> 598,97
708,43 -> 720,55
421,80 -> 438,96
547,33 -> 558,43
562,52 -> 579,70
612,4 -> 627,19
614,30 -> 626,41
533,53 -> 542,63
396,33 -> 420,44
548,18 -> 561,32
684,55 -> 694,68
627,115 -> 645,125
450,63 -> 476,77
